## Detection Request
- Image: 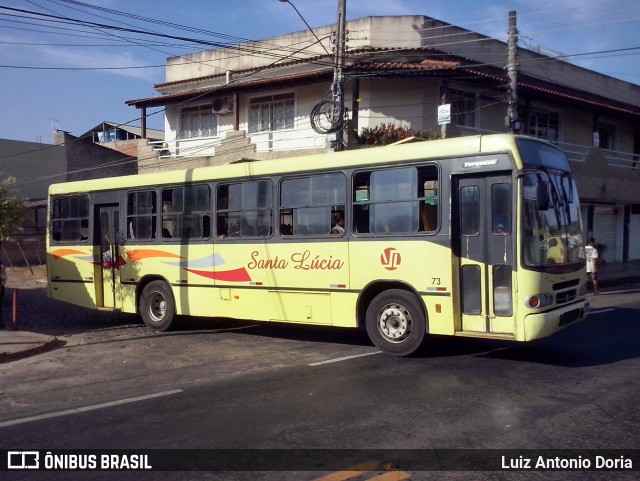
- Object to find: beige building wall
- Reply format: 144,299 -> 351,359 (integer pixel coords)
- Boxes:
0,139 -> 67,201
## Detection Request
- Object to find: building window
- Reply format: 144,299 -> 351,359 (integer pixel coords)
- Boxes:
595,124 -> 615,150
450,89 -> 476,127
127,190 -> 157,240
161,185 -> 210,239
51,195 -> 89,243
526,110 -> 559,142
217,180 -> 273,238
249,93 -> 295,133
280,173 -> 346,237
179,105 -> 218,139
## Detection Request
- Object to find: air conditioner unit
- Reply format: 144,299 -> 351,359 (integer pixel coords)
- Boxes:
212,97 -> 233,114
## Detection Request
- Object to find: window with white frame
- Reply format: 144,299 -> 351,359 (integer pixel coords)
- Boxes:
179,104 -> 218,139
526,109 -> 559,142
249,93 -> 295,133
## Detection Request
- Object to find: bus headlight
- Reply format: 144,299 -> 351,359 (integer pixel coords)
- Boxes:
525,294 -> 553,309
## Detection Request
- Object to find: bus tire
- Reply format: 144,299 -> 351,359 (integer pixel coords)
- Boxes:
365,289 -> 427,356
140,280 -> 175,331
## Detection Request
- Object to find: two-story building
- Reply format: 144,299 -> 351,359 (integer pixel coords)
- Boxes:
126,15 -> 640,263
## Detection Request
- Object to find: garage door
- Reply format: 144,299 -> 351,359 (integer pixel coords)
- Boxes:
593,207 -> 617,263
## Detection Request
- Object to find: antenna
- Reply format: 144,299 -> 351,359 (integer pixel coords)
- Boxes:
47,117 -> 61,143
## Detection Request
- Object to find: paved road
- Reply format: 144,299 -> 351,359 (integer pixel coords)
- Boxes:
1,287 -> 639,480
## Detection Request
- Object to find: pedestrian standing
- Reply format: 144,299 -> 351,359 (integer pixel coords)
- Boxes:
585,237 -> 600,294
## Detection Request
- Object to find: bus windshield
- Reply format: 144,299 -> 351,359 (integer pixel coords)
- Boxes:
518,139 -> 584,267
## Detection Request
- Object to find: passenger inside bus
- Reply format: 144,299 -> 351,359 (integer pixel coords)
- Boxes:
217,215 -> 228,238
331,213 -> 345,234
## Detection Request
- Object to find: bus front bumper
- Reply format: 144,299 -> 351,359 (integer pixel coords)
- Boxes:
523,299 -> 590,341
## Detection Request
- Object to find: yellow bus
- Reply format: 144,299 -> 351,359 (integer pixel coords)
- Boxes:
47,134 -> 589,356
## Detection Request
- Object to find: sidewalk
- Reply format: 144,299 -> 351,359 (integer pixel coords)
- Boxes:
597,259 -> 640,288
2,261 -> 640,363
0,265 -> 55,362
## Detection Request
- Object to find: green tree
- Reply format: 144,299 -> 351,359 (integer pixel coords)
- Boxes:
0,173 -> 28,241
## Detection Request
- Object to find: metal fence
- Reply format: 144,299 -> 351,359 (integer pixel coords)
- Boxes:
0,236 -> 46,271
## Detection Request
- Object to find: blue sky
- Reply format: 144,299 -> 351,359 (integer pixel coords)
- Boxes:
1,0 -> 639,143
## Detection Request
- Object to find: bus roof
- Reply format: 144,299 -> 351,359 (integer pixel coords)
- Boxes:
49,134 -> 528,196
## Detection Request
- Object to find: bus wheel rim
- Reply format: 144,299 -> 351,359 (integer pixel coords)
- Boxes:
378,303 -> 411,343
149,292 -> 167,321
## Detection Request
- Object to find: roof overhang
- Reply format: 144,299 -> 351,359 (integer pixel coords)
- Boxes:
125,47 -> 640,119
126,67 -> 334,109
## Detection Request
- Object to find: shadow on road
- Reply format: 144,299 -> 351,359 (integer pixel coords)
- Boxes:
473,308 -> 640,367
9,288 -> 639,367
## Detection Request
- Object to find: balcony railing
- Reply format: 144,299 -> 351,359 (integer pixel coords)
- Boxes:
149,138 -> 222,159
149,130 -> 638,171
602,148 -> 639,169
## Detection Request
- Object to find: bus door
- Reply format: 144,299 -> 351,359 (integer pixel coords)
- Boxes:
455,174 -> 514,335
96,204 -> 121,309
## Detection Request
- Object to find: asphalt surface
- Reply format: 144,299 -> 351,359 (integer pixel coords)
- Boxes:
1,260 -> 640,362
1,265 -> 640,481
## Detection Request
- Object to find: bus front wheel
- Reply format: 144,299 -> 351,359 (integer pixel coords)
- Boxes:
365,289 -> 427,356
140,280 -> 176,331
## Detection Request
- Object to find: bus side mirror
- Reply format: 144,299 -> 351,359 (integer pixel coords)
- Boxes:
536,181 -> 550,211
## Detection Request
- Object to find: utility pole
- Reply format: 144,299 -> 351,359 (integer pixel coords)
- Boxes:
333,0 -> 347,150
506,11 -> 519,133
307,0 -> 348,147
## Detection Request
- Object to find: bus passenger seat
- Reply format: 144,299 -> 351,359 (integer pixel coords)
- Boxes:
421,204 -> 437,231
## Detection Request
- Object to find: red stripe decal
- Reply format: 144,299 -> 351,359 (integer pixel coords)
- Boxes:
186,268 -> 252,282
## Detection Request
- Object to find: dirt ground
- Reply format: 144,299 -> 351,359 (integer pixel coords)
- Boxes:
4,264 -> 48,289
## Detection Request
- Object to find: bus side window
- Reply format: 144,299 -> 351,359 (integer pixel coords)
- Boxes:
127,190 -> 157,240
51,195 -> 90,243
352,174 -> 371,234
80,219 -> 89,241
353,165 -> 438,235
419,173 -> 439,232
280,223 -> 293,236
353,205 -> 369,233
203,215 -> 211,238
420,204 -> 438,232
217,214 -> 228,238
280,173 -> 345,237
217,180 -> 272,239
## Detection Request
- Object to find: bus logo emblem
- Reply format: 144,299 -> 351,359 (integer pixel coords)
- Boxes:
381,248 -> 401,270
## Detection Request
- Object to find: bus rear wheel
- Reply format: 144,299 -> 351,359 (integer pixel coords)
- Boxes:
140,280 -> 175,331
365,289 -> 427,356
